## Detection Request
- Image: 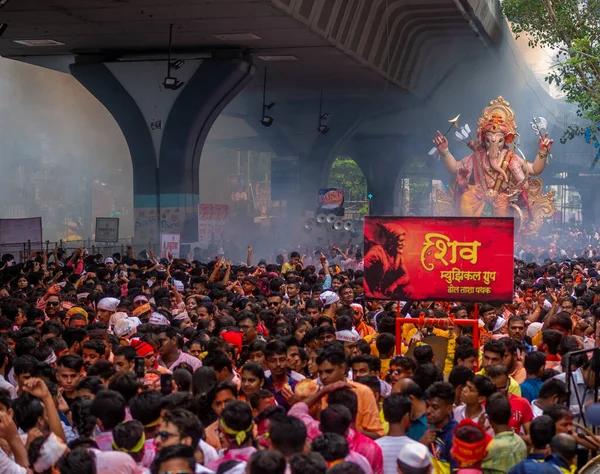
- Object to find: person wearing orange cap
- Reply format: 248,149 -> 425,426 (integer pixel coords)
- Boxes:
65,307 -> 88,328
132,302 -> 152,321
451,419 -> 493,474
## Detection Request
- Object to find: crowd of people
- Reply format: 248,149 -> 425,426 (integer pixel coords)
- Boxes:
0,243 -> 596,474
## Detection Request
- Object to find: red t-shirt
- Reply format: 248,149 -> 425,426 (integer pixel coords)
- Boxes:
508,394 -> 534,433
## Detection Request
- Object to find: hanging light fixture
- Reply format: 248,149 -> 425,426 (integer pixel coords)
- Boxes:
261,68 -> 275,127
317,90 -> 329,134
163,24 -> 184,91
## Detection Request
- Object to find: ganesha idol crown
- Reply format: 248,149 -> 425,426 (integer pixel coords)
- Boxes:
476,96 -> 517,144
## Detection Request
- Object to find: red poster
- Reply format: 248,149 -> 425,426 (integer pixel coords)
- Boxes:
363,217 -> 514,302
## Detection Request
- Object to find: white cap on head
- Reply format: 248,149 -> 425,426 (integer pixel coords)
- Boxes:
491,316 -> 506,333
526,322 -> 543,338
97,297 -> 120,312
104,257 -> 115,264
336,329 -> 361,343
174,311 -> 190,321
109,312 -> 128,328
149,312 -> 171,326
319,290 -> 340,306
114,318 -> 138,338
397,442 -> 432,469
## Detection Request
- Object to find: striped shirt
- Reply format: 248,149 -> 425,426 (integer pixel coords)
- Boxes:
376,436 -> 418,474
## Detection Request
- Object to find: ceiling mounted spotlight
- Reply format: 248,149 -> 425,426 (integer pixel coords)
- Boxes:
317,91 -> 329,135
260,68 -> 275,127
163,76 -> 184,90
260,115 -> 274,127
170,59 -> 185,70
163,24 -> 185,91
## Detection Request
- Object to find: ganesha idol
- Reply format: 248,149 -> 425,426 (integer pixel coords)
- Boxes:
432,97 -> 556,237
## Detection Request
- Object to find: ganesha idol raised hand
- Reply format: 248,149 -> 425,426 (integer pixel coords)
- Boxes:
431,97 -> 555,235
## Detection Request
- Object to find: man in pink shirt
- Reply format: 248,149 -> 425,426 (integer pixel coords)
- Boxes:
206,401 -> 256,472
156,327 -> 202,372
321,395 -> 384,474
90,390 -> 126,451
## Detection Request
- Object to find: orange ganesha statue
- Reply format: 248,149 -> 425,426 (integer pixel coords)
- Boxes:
432,97 -> 555,236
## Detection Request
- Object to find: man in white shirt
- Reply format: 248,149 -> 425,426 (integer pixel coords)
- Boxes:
375,393 -> 418,474
554,362 -> 594,425
0,412 -> 27,474
531,378 -> 568,419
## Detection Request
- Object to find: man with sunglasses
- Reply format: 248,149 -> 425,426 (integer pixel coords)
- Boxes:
387,356 -> 416,385
154,409 -> 206,469
266,294 -> 283,315
238,312 -> 260,346
45,295 -> 61,320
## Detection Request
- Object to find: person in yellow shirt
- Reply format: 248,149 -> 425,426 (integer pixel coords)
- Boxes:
366,313 -> 408,357
281,251 -> 301,275
376,333 -> 396,380
476,339 -> 521,397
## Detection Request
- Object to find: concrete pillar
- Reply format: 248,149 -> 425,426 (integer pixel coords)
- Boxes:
579,186 -> 600,230
70,58 -> 255,243
353,136 -> 409,216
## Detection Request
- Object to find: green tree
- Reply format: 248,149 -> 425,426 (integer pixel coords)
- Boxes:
328,157 -> 367,201
503,0 -> 600,140
328,157 -> 368,214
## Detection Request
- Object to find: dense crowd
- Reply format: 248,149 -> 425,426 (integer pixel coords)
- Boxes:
0,243 -> 596,474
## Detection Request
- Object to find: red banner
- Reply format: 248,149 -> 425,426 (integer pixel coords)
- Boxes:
363,217 -> 514,302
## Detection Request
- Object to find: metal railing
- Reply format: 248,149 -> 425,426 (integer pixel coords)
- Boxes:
0,239 -> 162,263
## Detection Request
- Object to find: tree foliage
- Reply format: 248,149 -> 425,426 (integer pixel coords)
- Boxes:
328,157 -> 369,214
328,157 -> 367,202
503,0 -> 600,143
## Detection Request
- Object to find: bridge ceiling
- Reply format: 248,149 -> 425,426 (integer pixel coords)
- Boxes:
0,0 -> 501,92
269,0 -> 502,95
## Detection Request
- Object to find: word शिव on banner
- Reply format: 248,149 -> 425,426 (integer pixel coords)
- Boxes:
363,217 -> 514,302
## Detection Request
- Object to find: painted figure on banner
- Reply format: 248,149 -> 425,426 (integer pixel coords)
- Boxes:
364,221 -> 413,299
432,97 -> 555,236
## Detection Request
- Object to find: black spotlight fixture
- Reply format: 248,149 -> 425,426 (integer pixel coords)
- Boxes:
163,24 -> 185,91
260,68 -> 274,127
170,59 -> 185,70
260,115 -> 274,127
317,90 -> 329,134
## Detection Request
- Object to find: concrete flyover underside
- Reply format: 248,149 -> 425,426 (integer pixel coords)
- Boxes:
0,0 -> 507,241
